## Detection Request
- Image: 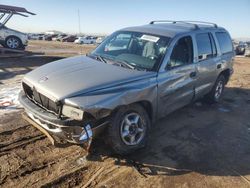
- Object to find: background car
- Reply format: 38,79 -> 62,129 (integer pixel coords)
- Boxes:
96,36 -> 105,44
43,34 -> 58,41
61,35 -> 77,42
0,24 -> 28,49
74,36 -> 97,44
235,41 -> 247,55
52,34 -> 67,41
0,5 -> 35,50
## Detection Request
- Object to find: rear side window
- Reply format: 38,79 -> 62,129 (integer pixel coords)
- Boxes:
215,32 -> 233,54
196,33 -> 213,61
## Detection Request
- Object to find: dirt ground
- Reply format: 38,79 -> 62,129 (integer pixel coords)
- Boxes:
0,41 -> 250,188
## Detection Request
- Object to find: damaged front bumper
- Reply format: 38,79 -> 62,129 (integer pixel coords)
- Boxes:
19,92 -> 108,146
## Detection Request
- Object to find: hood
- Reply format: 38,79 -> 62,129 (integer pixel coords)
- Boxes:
23,56 -> 156,101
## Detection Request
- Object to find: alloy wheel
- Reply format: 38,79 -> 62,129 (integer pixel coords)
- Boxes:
120,112 -> 146,146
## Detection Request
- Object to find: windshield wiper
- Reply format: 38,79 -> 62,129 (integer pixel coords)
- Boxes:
96,55 -> 107,64
114,60 -> 136,70
86,54 -> 107,64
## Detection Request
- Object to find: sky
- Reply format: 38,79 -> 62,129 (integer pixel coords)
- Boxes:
0,0 -> 250,38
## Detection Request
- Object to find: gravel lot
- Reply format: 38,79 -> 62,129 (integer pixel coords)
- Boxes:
0,41 -> 250,188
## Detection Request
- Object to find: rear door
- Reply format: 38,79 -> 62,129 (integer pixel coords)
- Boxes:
194,32 -> 219,99
157,35 -> 196,118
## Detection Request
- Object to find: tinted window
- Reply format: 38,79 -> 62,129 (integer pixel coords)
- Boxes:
168,36 -> 193,68
215,32 -> 233,54
196,33 -> 213,60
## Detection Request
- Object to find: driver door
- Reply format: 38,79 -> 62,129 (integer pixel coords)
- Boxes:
157,35 -> 197,118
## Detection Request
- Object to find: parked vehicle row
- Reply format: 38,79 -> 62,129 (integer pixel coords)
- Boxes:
28,33 -> 105,44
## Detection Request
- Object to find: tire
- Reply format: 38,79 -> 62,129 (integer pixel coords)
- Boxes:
205,75 -> 226,103
5,36 -> 23,50
108,104 -> 151,155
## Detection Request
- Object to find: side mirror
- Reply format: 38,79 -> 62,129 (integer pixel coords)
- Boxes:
166,61 -> 173,70
198,54 -> 207,61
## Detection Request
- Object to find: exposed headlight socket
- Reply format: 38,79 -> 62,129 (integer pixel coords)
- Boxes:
62,105 -> 84,120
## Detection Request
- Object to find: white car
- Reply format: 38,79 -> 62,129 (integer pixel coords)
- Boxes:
74,36 -> 97,44
96,37 -> 105,44
0,5 -> 35,50
0,25 -> 28,49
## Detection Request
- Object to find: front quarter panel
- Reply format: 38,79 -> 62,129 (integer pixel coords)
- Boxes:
64,76 -> 158,121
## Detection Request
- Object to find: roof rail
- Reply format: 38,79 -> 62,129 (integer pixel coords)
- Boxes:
149,20 -> 218,29
149,20 -> 199,29
182,21 -> 218,28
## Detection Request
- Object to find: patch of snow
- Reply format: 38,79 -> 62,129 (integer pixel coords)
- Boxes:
0,86 -> 22,114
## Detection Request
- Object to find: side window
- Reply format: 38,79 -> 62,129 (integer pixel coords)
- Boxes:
215,32 -> 233,54
196,33 -> 213,61
168,36 -> 193,69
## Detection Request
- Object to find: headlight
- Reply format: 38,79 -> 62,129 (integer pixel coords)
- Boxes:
62,105 -> 84,120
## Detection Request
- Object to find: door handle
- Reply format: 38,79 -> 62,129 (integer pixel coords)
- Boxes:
217,64 -> 222,69
190,71 -> 197,78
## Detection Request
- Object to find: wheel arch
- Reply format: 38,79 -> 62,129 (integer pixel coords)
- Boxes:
5,35 -> 22,42
112,100 -> 154,122
219,69 -> 231,84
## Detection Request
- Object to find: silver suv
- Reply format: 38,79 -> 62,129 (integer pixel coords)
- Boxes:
0,5 -> 35,49
19,21 -> 234,154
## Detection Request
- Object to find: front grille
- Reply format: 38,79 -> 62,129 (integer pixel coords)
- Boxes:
22,82 -> 60,115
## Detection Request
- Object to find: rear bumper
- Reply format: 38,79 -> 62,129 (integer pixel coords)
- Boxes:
19,92 -> 108,145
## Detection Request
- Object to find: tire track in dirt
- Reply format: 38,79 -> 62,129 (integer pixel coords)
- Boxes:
0,111 -> 90,187
0,134 -> 46,154
0,139 -> 87,187
0,122 -> 46,154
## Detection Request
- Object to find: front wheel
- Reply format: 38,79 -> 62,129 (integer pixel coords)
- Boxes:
108,104 -> 151,155
205,75 -> 225,103
5,36 -> 23,50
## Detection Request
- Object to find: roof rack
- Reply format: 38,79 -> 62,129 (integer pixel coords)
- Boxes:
149,20 -> 218,29
0,4 -> 35,26
183,21 -> 218,28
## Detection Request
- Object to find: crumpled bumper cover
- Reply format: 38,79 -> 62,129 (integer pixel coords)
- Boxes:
19,92 -> 106,145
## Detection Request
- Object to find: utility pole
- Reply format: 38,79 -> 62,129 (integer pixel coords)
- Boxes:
77,9 -> 83,54
78,9 -> 81,35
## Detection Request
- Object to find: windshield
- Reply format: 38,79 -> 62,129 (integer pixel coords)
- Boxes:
91,31 -> 171,71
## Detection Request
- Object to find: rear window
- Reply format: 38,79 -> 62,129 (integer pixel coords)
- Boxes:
215,32 -> 233,54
